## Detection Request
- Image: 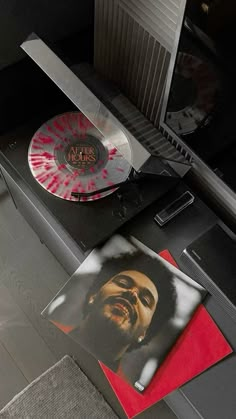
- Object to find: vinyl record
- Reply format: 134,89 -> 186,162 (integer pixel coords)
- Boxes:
167,52 -> 219,135
28,112 -> 132,201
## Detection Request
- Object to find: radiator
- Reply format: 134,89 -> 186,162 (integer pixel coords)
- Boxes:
94,0 -> 181,127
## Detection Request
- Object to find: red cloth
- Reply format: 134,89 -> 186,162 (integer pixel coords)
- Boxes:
100,250 -> 233,418
51,320 -> 74,334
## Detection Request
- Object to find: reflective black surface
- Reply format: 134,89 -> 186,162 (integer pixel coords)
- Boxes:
165,0 -> 236,193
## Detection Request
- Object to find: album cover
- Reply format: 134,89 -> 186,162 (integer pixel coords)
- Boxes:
42,235 -> 207,392
100,250 -> 233,418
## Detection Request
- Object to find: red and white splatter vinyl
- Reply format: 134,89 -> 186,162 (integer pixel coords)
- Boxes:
28,112 -> 132,201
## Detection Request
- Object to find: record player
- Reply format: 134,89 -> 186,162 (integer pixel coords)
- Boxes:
0,34 -> 190,252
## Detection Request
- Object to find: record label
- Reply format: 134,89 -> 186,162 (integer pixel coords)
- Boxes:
65,136 -> 107,172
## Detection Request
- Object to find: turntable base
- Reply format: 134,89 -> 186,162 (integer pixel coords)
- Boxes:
0,62 -> 181,253
0,113 -> 178,253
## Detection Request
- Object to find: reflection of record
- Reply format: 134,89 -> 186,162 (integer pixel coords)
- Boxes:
167,52 -> 219,135
28,112 -> 131,201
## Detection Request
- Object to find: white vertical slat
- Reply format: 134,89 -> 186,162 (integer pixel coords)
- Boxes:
94,0 -> 182,126
119,0 -> 180,52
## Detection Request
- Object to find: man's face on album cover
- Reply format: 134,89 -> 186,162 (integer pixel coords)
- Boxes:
88,270 -> 158,342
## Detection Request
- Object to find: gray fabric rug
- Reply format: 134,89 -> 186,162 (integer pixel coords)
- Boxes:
0,356 -> 118,419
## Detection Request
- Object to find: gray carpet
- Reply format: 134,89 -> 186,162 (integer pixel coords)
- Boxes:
0,355 -> 118,419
